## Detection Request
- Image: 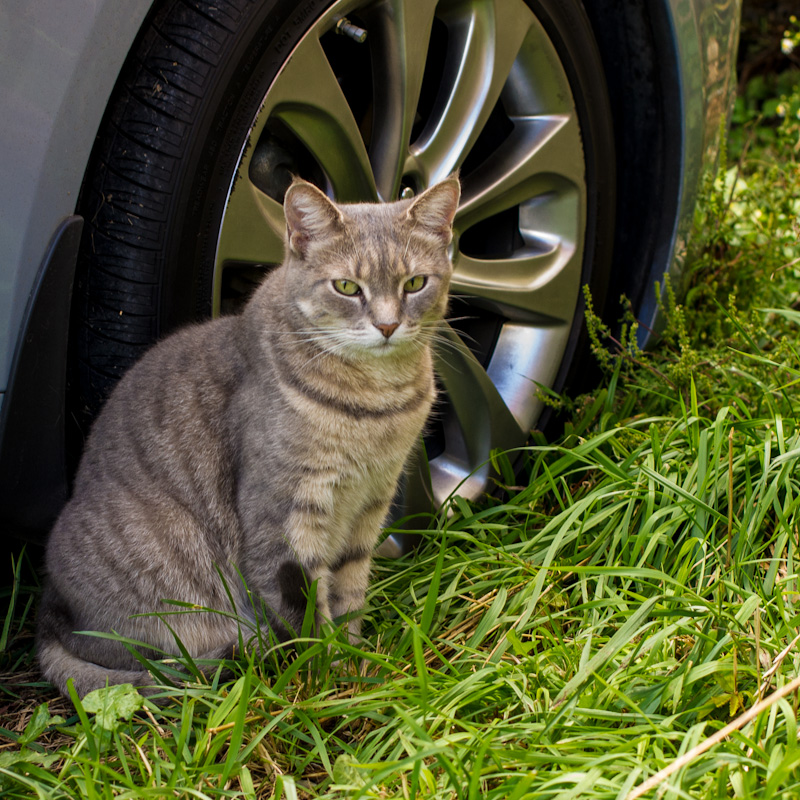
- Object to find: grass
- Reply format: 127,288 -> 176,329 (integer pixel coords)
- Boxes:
3,49 -> 800,800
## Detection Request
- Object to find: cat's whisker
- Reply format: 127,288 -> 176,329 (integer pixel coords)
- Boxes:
420,333 -> 475,367
270,326 -> 345,336
417,327 -> 464,346
418,319 -> 481,349
300,334 -> 360,367
447,293 -> 478,306
446,329 -> 482,348
300,341 -> 343,366
442,315 -> 479,325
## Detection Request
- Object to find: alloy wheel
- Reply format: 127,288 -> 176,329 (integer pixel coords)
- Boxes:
213,0 -> 597,548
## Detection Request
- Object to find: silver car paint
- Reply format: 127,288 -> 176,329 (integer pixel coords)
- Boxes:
0,0 -> 738,402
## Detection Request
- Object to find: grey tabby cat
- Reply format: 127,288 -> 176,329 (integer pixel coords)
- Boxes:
37,176 -> 460,698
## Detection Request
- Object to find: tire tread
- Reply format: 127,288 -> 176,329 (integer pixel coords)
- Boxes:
75,0 -> 259,417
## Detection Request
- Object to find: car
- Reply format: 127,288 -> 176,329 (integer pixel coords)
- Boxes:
0,0 -> 741,555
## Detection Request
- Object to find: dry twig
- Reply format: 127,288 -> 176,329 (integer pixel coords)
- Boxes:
626,673 -> 800,800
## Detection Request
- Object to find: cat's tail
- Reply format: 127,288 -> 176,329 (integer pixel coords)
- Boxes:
36,580 -> 159,699
37,634 -> 154,699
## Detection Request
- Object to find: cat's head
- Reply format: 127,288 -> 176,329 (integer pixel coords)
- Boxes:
281,177 -> 460,359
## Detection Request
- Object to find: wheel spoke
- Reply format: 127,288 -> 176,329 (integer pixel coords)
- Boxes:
452,223 -> 580,322
366,0 -> 438,200
216,178 -> 286,264
407,0 -> 534,185
215,179 -> 284,261
484,322 -> 570,431
455,114 -> 583,230
430,324 -> 525,503
213,178 -> 285,313
450,112 -> 585,321
268,34 -> 378,202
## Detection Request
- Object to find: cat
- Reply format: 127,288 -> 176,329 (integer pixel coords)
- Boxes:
37,176 -> 460,699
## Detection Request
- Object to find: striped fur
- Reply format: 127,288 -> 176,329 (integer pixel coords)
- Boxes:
37,177 -> 460,698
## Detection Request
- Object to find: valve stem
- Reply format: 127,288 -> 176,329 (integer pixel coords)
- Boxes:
335,18 -> 367,43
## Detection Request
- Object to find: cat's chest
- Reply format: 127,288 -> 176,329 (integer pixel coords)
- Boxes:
306,394 -> 429,470
276,360 -> 434,450
237,348 -> 435,490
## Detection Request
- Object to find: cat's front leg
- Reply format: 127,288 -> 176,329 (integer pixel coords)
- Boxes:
329,500 -> 390,641
240,473 -> 339,638
329,553 -> 372,640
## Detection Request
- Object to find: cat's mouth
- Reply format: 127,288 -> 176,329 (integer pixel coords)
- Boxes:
367,334 -> 411,356
361,326 -> 407,350
373,338 -> 401,352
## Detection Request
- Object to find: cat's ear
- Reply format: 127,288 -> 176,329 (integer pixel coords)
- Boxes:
405,176 -> 461,246
284,180 -> 344,258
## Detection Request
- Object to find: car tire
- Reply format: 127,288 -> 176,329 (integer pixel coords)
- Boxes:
71,0 -> 615,523
72,0 -> 321,421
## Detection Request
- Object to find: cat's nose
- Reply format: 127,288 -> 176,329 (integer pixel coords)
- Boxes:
374,322 -> 399,339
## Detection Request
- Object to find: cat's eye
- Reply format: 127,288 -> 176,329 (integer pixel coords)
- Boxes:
333,279 -> 361,296
403,275 -> 427,293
